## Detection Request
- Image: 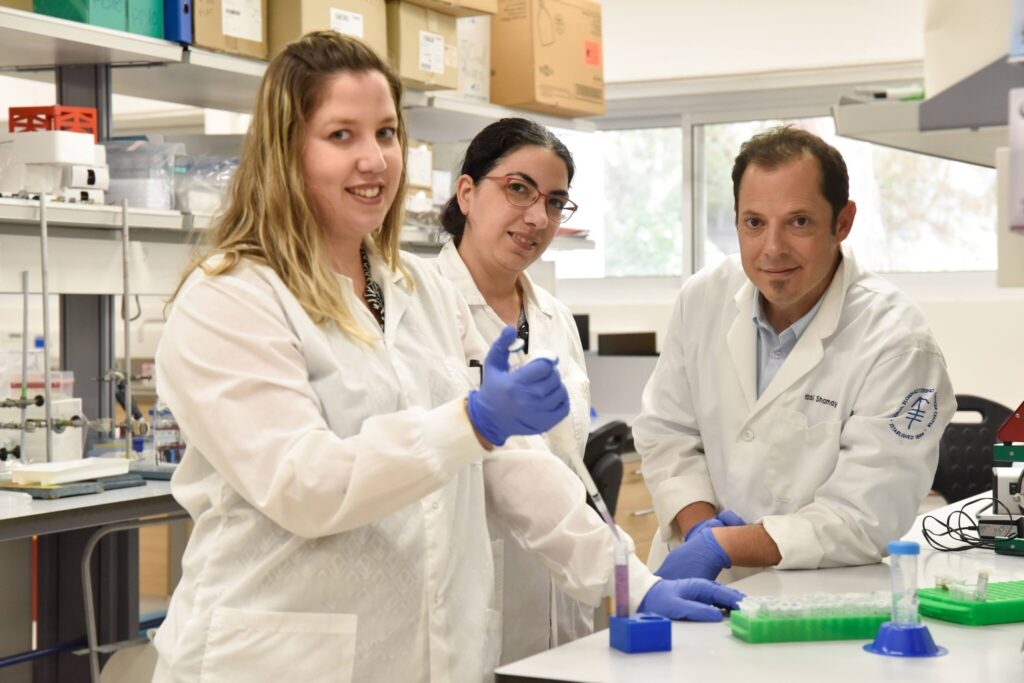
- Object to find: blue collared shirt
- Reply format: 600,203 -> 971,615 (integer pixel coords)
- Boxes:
753,293 -> 825,398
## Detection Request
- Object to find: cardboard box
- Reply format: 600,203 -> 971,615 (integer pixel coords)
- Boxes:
194,0 -> 268,59
386,1 -> 457,90
434,14 -> 489,103
406,139 -> 433,188
269,0 -> 387,59
404,0 -> 495,16
0,1 -> 33,11
34,0 -> 127,31
490,0 -> 604,117
128,0 -> 163,37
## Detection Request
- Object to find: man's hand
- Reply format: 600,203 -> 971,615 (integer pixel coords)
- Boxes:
654,527 -> 731,581
684,510 -> 746,542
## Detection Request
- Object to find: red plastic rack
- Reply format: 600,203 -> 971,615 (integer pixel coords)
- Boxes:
8,105 -> 98,142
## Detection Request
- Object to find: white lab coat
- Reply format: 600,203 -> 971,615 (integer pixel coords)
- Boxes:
636,245 -> 955,572
151,245 -> 657,683
435,241 -> 594,664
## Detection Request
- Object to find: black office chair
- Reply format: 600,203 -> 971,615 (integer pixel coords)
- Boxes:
583,420 -> 630,517
933,395 -> 1013,503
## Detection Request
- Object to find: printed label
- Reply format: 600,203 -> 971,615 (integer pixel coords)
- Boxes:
584,39 -> 601,67
330,8 -> 364,39
222,0 -> 262,43
419,31 -> 445,75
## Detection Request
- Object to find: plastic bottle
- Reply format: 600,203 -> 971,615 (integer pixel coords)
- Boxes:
152,397 -> 185,465
888,540 -> 920,625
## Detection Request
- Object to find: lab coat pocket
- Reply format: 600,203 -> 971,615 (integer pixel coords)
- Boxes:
762,409 -> 841,506
200,607 -> 357,683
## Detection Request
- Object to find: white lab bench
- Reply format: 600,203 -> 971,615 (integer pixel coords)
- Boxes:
495,496 -> 1024,682
0,480 -> 181,681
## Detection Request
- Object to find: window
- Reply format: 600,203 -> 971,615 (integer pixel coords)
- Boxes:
545,127 -> 683,279
696,116 -> 997,273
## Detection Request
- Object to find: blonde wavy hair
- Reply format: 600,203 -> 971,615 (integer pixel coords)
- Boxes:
171,31 -> 410,341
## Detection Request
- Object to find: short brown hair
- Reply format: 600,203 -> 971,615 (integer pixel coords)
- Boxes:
732,125 -> 849,229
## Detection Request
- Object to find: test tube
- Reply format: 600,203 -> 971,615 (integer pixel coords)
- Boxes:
975,569 -> 990,602
614,541 -> 629,618
888,540 -> 920,626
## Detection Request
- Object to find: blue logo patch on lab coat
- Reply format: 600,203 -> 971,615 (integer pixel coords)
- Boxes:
888,388 -> 938,440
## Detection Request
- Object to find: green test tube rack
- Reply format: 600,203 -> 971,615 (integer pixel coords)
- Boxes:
730,610 -> 890,644
918,580 -> 1024,626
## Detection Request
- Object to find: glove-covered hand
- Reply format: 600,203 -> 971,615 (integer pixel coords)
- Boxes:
684,509 -> 746,542
655,527 -> 731,581
638,578 -> 745,622
467,326 -> 569,446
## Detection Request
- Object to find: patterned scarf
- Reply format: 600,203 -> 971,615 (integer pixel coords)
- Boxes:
361,247 -> 385,331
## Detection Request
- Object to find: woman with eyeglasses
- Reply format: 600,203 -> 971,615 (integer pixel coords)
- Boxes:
437,118 -> 595,663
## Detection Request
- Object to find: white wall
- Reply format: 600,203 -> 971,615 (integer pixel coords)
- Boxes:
601,0 -> 925,83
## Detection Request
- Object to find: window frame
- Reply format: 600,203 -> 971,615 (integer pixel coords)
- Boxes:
554,60 -> 1007,302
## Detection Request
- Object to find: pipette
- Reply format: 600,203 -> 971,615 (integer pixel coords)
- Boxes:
521,345 -> 632,617
539,396 -> 629,615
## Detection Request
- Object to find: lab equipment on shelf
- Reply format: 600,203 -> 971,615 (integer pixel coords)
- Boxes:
152,398 -> 185,466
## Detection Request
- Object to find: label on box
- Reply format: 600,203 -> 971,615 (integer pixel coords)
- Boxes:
584,39 -> 601,67
419,31 -> 446,74
407,144 -> 433,188
330,8 -> 364,39
222,0 -> 262,43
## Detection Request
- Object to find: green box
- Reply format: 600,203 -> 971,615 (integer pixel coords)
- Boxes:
127,0 -> 162,37
34,0 -> 128,31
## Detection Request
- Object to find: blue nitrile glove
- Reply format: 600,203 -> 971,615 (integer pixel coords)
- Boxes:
638,578 -> 745,622
467,326 -> 570,446
655,527 -> 732,581
684,509 -> 746,542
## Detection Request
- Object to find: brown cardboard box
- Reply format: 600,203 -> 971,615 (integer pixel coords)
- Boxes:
269,0 -> 388,59
491,0 -> 604,117
386,1 -> 458,90
404,0 -> 495,16
194,0 -> 269,60
0,1 -> 33,11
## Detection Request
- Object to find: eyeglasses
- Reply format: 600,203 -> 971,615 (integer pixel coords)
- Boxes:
481,176 -> 579,224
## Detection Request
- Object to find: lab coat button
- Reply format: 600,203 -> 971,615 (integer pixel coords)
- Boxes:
432,502 -> 439,510
741,429 -> 755,442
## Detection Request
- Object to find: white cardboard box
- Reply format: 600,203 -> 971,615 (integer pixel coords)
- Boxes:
0,131 -> 98,166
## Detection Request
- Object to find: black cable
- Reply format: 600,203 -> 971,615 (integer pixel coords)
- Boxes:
921,494 -> 1019,552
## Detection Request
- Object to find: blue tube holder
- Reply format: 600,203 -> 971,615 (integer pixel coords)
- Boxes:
863,621 -> 947,657
609,613 -> 672,653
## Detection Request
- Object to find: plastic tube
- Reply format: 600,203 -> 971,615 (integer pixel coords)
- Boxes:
888,540 -> 920,625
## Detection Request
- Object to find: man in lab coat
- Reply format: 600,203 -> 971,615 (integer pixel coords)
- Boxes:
636,126 -> 955,581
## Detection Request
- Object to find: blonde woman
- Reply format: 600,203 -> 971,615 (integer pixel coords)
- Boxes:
152,32 -> 742,682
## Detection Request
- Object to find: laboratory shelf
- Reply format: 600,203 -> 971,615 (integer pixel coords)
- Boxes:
113,48 -> 267,114
0,196 -> 184,231
0,6 -> 180,72
831,97 -> 1005,168
405,93 -> 598,142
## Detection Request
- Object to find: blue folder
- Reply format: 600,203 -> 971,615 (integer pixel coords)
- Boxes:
164,0 -> 192,44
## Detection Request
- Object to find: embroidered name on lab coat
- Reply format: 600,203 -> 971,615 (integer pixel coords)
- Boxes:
804,393 -> 838,408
